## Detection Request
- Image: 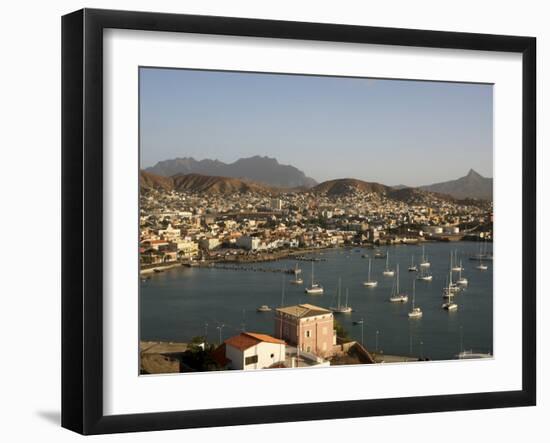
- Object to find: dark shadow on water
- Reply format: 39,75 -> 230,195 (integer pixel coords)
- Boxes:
36,410 -> 61,426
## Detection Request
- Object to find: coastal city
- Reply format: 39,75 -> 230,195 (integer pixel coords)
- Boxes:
138,68 -> 494,375
139,170 -> 493,374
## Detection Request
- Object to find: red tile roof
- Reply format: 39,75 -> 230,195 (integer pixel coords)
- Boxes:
224,332 -> 285,351
244,332 -> 285,345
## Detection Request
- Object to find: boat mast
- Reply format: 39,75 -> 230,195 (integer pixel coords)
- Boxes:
368,259 -> 372,281
396,264 -> 400,293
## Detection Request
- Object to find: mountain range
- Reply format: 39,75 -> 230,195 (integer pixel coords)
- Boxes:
140,170 -> 487,208
145,156 -> 317,189
143,156 -> 492,201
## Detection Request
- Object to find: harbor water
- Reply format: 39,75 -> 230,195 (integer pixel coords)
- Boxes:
140,241 -> 493,361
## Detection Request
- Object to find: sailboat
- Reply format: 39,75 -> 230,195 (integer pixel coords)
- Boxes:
408,280 -> 423,318
442,274 -> 458,311
417,266 -> 433,281
305,262 -> 323,294
389,264 -> 408,303
476,244 -> 488,270
419,245 -> 431,268
456,260 -> 468,285
451,250 -> 463,272
290,263 -> 304,285
408,255 -> 418,272
447,252 -> 461,293
455,327 -> 491,358
331,282 -> 352,313
363,258 -> 378,287
382,252 -> 395,277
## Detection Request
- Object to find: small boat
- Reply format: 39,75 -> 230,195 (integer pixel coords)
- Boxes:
256,305 -> 271,312
456,350 -> 493,359
330,281 -> 353,313
456,328 -> 491,358
456,261 -> 468,285
476,248 -> 488,270
442,267 -> 461,298
419,245 -> 431,268
352,319 -> 364,325
442,300 -> 458,311
153,268 -> 164,273
305,262 -> 324,294
290,264 -> 304,285
417,267 -> 433,281
408,280 -> 423,318
389,265 -> 408,303
408,255 -> 418,272
374,249 -> 386,259
442,277 -> 458,311
363,258 -> 378,287
451,250 -> 463,272
476,255 -> 488,270
382,252 -> 395,277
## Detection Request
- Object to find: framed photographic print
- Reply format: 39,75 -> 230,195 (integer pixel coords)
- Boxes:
61,8 -> 536,435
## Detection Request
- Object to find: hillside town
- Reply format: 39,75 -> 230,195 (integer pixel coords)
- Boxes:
139,175 -> 493,270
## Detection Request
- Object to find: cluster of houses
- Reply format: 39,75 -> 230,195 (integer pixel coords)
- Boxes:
139,187 -> 492,267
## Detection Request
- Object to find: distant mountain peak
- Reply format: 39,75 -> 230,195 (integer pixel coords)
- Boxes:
420,169 -> 492,200
466,168 -> 483,179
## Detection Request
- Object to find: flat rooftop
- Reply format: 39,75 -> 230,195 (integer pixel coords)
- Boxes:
276,303 -> 332,318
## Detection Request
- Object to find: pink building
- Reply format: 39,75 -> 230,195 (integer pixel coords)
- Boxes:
274,304 -> 336,358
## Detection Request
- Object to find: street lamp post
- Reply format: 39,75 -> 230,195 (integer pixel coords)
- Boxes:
216,324 -> 225,344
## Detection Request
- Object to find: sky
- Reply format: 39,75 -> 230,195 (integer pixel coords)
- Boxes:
139,68 -> 493,187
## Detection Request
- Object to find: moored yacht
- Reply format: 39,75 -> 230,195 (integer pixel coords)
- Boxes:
441,277 -> 458,311
417,266 -> 433,281
456,261 -> 468,285
363,258 -> 378,287
331,284 -> 353,314
408,280 -> 423,318
419,245 -> 431,268
382,252 -> 395,277
408,255 -> 418,272
305,262 -> 323,294
451,249 -> 463,272
389,265 -> 408,303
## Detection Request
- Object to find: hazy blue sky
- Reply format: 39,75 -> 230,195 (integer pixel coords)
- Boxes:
140,68 -> 493,186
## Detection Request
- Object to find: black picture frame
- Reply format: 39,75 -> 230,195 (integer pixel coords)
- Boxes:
61,8 -> 536,435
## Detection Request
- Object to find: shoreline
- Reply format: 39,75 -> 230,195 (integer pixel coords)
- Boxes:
139,238 -> 483,275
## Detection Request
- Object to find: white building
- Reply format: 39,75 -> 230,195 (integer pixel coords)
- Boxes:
271,198 -> 283,211
236,235 -> 261,251
199,237 -> 221,250
224,332 -> 286,370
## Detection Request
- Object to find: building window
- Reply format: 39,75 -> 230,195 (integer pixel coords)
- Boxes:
270,353 -> 274,358
305,330 -> 311,338
245,355 -> 258,365
306,346 -> 311,353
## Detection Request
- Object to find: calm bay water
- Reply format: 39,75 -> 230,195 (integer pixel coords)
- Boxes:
140,242 -> 493,361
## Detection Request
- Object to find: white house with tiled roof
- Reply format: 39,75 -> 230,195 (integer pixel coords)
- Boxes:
223,332 -> 286,370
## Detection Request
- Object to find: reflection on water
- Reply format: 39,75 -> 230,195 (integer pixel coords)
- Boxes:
140,242 -> 493,361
